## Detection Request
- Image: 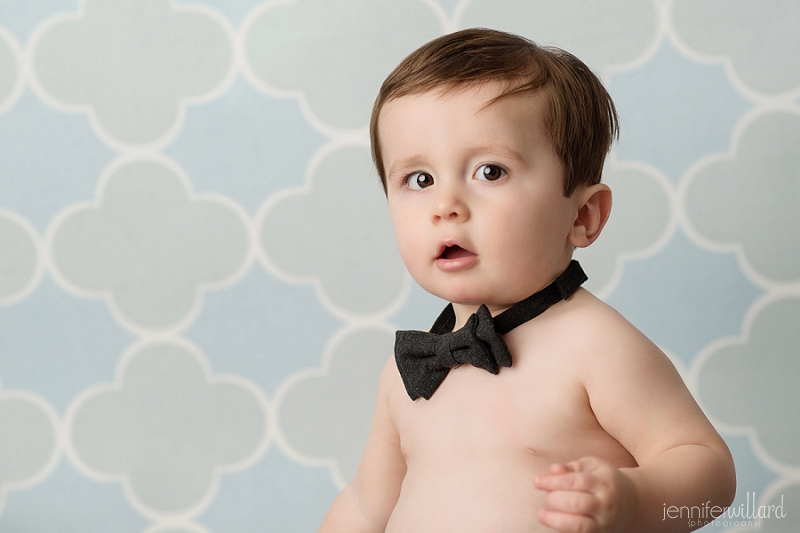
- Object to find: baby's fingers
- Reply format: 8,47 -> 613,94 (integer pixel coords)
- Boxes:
538,508 -> 597,533
534,471 -> 595,493
545,489 -> 599,516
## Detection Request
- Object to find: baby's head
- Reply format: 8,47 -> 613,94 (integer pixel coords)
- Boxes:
370,28 -> 618,197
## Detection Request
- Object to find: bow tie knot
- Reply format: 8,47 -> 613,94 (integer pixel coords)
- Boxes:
395,305 -> 512,400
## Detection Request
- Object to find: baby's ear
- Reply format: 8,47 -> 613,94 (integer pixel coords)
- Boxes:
568,184 -> 612,248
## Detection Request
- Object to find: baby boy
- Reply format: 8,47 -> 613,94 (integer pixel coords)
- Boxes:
319,28 -> 735,533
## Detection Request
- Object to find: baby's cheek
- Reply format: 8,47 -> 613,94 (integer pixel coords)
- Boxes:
394,231 -> 422,269
393,233 -> 432,289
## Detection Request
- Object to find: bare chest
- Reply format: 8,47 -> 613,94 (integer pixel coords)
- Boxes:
391,342 -> 635,469
386,354 -> 633,533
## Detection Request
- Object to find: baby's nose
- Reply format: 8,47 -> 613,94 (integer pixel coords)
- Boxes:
431,184 -> 469,222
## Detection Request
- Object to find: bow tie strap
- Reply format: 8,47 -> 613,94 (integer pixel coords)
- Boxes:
493,260 -> 587,335
395,305 -> 512,400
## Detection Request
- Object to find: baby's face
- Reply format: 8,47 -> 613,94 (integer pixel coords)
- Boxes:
379,83 -> 584,310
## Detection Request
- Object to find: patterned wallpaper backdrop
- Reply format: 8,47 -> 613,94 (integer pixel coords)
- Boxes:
0,0 -> 798,531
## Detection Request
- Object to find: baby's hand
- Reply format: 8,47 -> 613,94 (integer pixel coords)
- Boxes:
534,457 -> 636,533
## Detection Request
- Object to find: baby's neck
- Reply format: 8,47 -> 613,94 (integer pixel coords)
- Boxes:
450,302 -> 510,330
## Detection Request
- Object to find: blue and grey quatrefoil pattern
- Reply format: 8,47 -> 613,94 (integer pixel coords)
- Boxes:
0,1 -> 798,531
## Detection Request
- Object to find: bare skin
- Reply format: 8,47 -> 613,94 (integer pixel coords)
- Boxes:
319,83 -> 735,532
321,290 -> 734,533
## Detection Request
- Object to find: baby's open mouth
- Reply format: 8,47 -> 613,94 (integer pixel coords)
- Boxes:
440,245 -> 475,259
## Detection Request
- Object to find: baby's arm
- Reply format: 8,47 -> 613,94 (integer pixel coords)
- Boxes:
535,306 -> 735,533
318,357 -> 407,533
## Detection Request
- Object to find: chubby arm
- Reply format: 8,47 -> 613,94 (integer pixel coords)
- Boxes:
536,303 -> 735,533
319,357 -> 407,533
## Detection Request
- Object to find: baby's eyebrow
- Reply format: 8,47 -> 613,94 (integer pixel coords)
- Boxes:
465,144 -> 526,164
387,157 -> 428,181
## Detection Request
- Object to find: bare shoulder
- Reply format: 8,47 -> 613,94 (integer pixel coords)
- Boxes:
561,288 -> 651,342
362,354 -> 405,441
377,351 -> 421,430
378,351 -> 402,392
554,288 -> 668,373
555,288 -> 724,461
554,287 -> 681,392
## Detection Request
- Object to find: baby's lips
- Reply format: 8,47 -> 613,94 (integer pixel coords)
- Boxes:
436,240 -> 475,259
434,240 -> 479,271
440,245 -> 476,260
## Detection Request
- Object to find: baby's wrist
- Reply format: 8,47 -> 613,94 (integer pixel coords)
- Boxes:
615,467 -> 641,533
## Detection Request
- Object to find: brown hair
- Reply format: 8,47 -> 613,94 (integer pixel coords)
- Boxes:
370,28 -> 618,196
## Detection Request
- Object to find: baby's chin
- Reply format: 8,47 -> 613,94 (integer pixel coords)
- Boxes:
424,285 -> 517,313
410,268 -> 539,310
415,280 -> 478,305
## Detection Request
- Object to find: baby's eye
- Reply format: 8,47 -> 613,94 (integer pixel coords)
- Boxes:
475,164 -> 506,182
407,172 -> 434,190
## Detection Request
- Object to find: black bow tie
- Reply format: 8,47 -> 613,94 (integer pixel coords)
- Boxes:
395,260 -> 587,400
